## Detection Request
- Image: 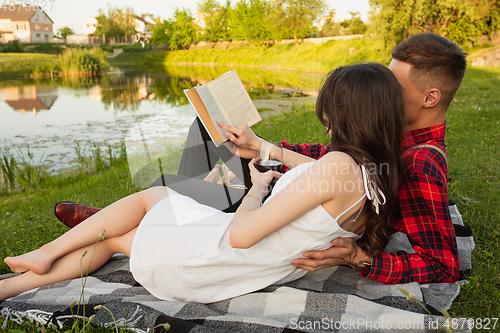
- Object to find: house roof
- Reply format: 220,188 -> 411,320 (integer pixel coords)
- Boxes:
134,16 -> 156,25
134,16 -> 147,24
0,5 -> 54,23
5,98 -> 51,112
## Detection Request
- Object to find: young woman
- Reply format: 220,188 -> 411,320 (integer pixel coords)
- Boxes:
1,63 -> 405,303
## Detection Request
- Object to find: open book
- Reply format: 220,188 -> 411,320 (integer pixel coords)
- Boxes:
184,71 -> 262,147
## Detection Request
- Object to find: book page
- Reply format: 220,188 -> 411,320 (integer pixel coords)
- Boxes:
184,87 -> 224,145
206,71 -> 261,128
195,86 -> 227,140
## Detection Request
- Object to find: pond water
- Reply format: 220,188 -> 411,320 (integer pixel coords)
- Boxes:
0,65 -> 323,176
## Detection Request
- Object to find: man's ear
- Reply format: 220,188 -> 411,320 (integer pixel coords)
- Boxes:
423,88 -> 441,108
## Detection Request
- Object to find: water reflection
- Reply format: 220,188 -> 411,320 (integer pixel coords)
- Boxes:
126,104 -> 196,187
2,85 -> 57,114
0,66 -> 322,174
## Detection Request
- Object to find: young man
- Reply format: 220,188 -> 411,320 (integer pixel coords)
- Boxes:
288,33 -> 467,284
54,33 -> 467,284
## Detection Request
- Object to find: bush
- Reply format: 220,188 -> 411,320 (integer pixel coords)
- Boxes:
57,47 -> 110,75
0,40 -> 24,53
27,43 -> 64,55
99,43 -> 138,53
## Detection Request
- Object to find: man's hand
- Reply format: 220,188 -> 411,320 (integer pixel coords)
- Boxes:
292,237 -> 367,272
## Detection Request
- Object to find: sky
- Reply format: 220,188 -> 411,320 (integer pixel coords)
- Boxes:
49,0 -> 370,35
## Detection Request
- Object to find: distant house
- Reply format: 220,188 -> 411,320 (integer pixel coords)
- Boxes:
133,15 -> 156,42
83,17 -> 98,35
194,11 -> 208,30
66,34 -> 102,45
80,15 -> 157,44
0,4 -> 54,43
317,12 -> 352,31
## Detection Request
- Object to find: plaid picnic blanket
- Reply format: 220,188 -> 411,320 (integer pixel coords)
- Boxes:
0,203 -> 474,332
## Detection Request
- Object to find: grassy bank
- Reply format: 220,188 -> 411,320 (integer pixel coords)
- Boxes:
0,67 -> 499,330
0,48 -> 110,78
113,38 -> 389,73
110,39 -> 498,74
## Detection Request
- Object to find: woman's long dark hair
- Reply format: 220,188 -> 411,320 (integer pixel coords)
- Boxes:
316,63 -> 405,256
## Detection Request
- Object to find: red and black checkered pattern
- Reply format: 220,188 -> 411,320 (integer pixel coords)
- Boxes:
281,122 -> 459,284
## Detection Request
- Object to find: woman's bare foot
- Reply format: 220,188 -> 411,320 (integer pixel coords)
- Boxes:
4,248 -> 53,275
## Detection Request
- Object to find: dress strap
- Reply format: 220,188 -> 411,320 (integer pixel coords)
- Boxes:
334,164 -> 387,224
361,165 -> 386,215
335,193 -> 367,223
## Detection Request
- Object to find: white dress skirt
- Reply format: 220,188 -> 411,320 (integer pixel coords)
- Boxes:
130,161 -> 364,303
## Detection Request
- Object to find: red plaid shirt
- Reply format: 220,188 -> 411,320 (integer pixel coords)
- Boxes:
280,122 -> 459,284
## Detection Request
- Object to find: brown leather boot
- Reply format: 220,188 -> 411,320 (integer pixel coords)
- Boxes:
53,201 -> 102,228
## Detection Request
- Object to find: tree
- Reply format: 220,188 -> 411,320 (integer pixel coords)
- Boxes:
231,0 -> 274,45
57,26 -> 75,39
96,9 -> 120,43
197,0 -> 231,42
168,8 -> 198,50
114,6 -> 136,42
319,9 -> 340,37
273,0 -> 326,43
151,19 -> 171,45
340,12 -> 367,35
95,5 -> 136,43
368,0 -> 498,49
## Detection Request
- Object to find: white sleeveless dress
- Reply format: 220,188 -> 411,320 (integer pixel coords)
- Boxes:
130,161 -> 368,303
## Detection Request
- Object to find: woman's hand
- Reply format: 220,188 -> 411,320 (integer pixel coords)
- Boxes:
222,140 -> 259,159
248,158 -> 281,195
217,121 -> 263,151
292,238 -> 367,272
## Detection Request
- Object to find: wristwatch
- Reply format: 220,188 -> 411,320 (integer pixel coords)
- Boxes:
355,255 -> 372,274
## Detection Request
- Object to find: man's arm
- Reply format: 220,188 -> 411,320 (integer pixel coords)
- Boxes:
293,151 -> 460,284
364,168 -> 459,284
279,140 -> 330,165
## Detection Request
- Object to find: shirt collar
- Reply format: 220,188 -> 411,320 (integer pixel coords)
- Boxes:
402,122 -> 446,149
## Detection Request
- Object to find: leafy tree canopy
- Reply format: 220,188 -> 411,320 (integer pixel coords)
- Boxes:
369,0 -> 500,49
273,0 -> 326,42
168,8 -> 198,50
57,26 -> 75,39
197,0 -> 231,42
95,5 -> 136,43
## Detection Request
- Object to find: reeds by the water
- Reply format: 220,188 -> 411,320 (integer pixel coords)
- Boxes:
32,48 -> 110,78
57,48 -> 110,76
0,151 -> 17,192
16,146 -> 48,189
0,142 -> 126,194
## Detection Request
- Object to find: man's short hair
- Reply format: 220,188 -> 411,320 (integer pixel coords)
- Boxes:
392,33 -> 467,108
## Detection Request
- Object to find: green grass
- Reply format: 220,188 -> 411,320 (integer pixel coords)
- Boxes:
0,53 -> 56,77
116,38 -> 389,72
444,66 -> 500,320
0,66 -> 499,330
0,48 -> 110,78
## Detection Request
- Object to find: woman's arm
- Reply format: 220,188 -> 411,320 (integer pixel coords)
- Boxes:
230,152 -> 360,249
217,122 -> 315,168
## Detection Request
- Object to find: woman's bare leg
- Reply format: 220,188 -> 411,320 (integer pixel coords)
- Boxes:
4,187 -> 174,275
0,227 -> 136,301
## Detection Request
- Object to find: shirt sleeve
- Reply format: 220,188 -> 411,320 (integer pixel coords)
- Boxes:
279,140 -> 329,160
362,153 -> 460,284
